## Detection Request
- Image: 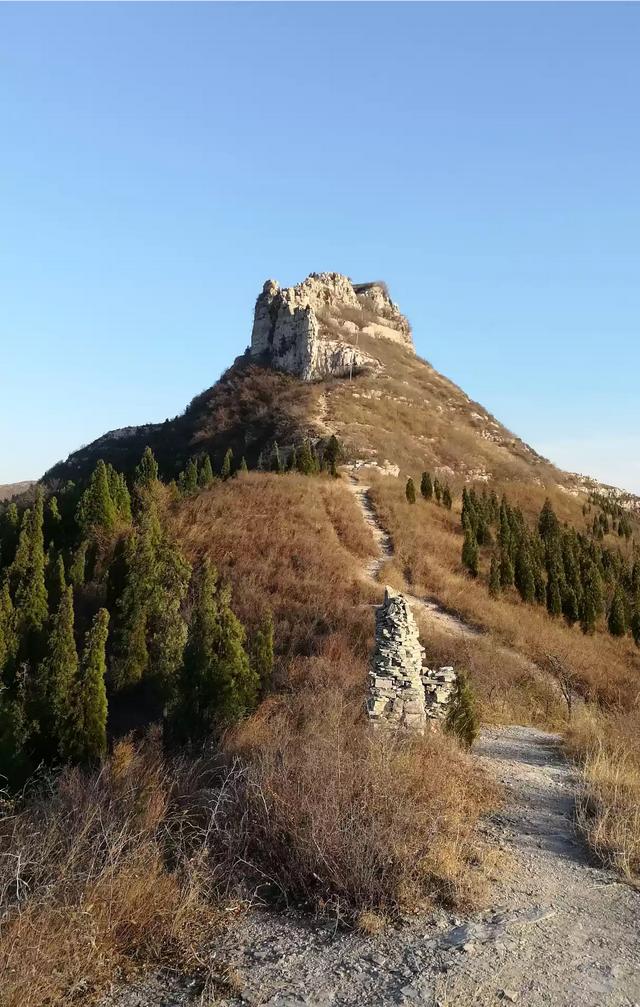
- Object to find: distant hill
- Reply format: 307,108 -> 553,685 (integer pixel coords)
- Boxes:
0,480 -> 35,502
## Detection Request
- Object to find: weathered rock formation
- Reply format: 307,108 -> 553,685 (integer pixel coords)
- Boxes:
250,272 -> 413,381
368,587 -> 457,732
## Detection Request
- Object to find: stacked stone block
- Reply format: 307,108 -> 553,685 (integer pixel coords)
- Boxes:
368,587 -> 457,732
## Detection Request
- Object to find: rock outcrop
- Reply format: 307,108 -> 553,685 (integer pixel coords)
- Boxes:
368,587 -> 457,732
250,272 -> 413,381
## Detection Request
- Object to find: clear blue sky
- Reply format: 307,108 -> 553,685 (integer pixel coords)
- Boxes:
1,3 -> 639,490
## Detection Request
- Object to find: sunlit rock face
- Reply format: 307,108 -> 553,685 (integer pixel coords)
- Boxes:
250,272 -> 413,381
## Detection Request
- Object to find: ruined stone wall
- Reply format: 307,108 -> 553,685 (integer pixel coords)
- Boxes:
250,272 -> 413,381
368,587 -> 457,732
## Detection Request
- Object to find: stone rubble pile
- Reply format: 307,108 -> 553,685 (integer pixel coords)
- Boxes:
368,586 -> 457,732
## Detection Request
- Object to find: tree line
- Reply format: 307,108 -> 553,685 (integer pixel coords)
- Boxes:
0,448 -> 275,785
460,487 -> 640,643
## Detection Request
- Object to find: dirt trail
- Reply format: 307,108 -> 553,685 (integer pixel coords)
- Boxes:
107,728 -> 640,1007
346,479 -> 476,638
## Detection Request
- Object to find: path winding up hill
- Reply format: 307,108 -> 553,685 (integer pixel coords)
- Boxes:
106,477 -> 640,1007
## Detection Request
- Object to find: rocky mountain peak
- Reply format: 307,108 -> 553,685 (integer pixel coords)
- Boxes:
250,272 -> 413,381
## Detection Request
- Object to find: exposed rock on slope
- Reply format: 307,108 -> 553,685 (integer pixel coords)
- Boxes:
251,272 -> 412,380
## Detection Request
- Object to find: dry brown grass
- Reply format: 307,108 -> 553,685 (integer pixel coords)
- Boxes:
566,708 -> 640,879
368,476 -> 640,712
222,687 -> 499,918
171,472 -> 379,675
0,734 -> 222,1007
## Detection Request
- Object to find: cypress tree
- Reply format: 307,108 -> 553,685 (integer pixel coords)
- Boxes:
631,599 -> 640,647
69,540 -> 88,588
78,609 -> 109,762
442,484 -> 453,510
533,564 -> 547,607
562,586 -> 580,626
581,562 -> 604,634
546,575 -> 563,617
47,495 -> 62,535
171,561 -> 258,741
239,455 -> 249,474
183,458 -> 199,494
198,454 -> 214,488
40,586 -> 78,761
14,493 -> 48,661
251,611 -> 275,693
296,439 -> 315,476
608,585 -> 627,637
324,435 -> 342,477
538,498 -> 560,541
0,583 -> 16,673
76,460 -> 117,534
271,442 -> 284,474
135,447 -> 159,488
221,448 -> 234,480
515,546 -> 535,603
107,468 -> 132,522
405,478 -> 416,504
48,553 -> 67,612
0,503 -> 20,570
462,528 -> 479,577
420,472 -> 433,501
444,671 -> 479,749
111,524 -> 155,689
433,478 -> 442,505
499,547 -> 515,588
146,532 -> 191,699
0,679 -> 28,785
489,553 -> 501,597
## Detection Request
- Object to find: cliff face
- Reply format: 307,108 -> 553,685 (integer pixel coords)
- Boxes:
250,272 -> 413,381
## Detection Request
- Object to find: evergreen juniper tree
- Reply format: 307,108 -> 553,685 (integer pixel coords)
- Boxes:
14,492 -> 48,662
271,442 -> 284,474
433,478 -> 442,505
499,547 -> 515,588
444,671 -> 479,749
515,545 -> 536,603
462,528 -> 479,577
171,561 -> 258,741
239,455 -> 248,473
69,540 -> 88,588
442,484 -> 453,510
581,562 -> 604,634
39,585 -> 78,761
76,460 -> 117,534
420,472 -> 433,501
135,447 -> 159,489
324,435 -> 342,477
183,458 -> 199,494
405,478 -> 416,504
631,598 -> 640,647
198,454 -> 214,488
489,553 -> 501,597
608,585 -> 627,637
296,439 -> 315,476
221,448 -> 234,480
78,609 -> 109,762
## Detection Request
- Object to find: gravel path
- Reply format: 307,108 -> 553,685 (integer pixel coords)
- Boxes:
105,727 -> 640,1007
